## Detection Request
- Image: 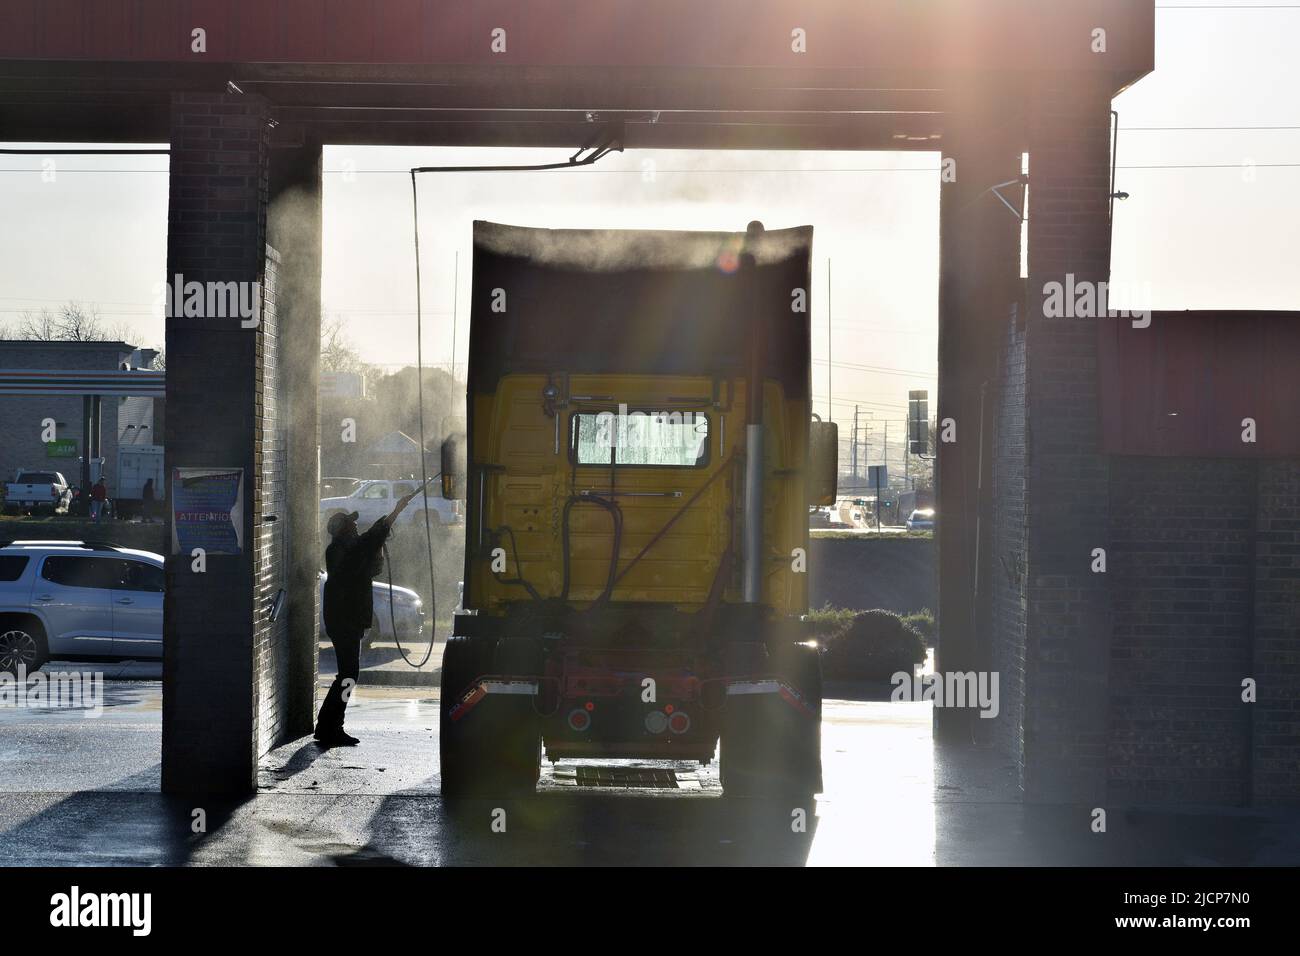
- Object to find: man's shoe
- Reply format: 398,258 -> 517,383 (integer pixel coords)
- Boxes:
315,729 -> 360,747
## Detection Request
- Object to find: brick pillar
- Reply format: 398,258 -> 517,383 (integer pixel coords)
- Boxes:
268,140 -> 323,740
162,92 -> 271,794
1022,76 -> 1115,802
935,86 -> 1023,743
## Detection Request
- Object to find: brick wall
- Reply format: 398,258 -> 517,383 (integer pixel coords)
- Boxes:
1107,457 -> 1254,804
1013,75 -> 1300,807
991,311 -> 1028,776
267,141 -> 324,741
162,91 -> 271,794
1253,461 -> 1300,803
933,92 -> 1023,745
254,246 -> 291,751
1021,75 -> 1115,802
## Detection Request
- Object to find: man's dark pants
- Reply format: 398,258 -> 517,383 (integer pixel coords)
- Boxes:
317,623 -> 364,733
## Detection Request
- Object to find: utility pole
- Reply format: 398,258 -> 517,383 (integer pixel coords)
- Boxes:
450,249 -> 459,380
875,462 -> 882,531
851,404 -> 859,485
826,258 -> 833,422
863,419 -> 871,482
882,419 -> 889,525
905,416 -> 912,490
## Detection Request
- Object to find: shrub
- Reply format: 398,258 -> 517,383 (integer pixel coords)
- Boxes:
804,604 -> 857,643
900,608 -> 935,644
820,609 -> 927,682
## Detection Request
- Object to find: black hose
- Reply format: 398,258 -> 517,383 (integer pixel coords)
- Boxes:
490,525 -> 544,602
560,494 -> 622,606
405,135 -> 622,655
383,540 -> 436,669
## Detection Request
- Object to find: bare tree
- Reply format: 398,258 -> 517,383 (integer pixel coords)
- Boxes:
13,302 -> 135,343
150,344 -> 166,370
321,313 -> 367,375
58,301 -> 103,341
59,302 -> 134,342
15,308 -> 61,340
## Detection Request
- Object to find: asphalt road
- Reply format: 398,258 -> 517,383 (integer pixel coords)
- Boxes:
0,677 -> 1297,866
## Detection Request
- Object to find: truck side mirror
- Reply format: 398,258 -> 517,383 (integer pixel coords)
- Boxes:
440,436 -> 467,500
808,419 -> 838,506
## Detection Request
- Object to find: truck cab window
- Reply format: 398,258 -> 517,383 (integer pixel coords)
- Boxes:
571,411 -> 710,468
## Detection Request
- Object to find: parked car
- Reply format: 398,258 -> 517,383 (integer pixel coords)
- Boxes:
320,476 -> 362,499
320,478 -> 460,533
906,508 -> 936,531
4,470 -> 72,516
0,540 -> 426,674
0,541 -> 164,671
317,570 -> 425,646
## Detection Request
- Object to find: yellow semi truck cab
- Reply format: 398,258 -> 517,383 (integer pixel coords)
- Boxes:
439,221 -> 835,798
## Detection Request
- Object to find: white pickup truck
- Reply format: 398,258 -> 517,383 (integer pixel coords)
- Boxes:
320,478 -> 460,532
4,470 -> 72,516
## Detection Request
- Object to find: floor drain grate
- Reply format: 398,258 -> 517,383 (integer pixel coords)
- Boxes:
574,766 -> 680,789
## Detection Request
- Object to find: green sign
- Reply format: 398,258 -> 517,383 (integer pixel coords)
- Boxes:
45,439 -> 77,458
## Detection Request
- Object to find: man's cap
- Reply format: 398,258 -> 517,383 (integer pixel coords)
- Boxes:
327,511 -> 360,537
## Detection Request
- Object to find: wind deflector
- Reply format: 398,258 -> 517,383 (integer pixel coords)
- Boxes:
467,221 -> 813,397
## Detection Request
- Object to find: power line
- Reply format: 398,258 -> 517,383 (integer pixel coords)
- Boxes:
813,358 -> 938,379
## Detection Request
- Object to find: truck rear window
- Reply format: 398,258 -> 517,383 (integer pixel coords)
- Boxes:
571,411 -> 710,468
0,556 -> 30,582
15,473 -> 56,484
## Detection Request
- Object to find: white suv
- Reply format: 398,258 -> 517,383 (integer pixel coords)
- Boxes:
0,541 -> 428,673
0,541 -> 165,672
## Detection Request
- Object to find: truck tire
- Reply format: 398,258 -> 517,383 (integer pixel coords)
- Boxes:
439,636 -> 541,798
721,642 -> 823,798
0,618 -> 49,674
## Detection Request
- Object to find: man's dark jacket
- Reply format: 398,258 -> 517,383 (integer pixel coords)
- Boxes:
323,518 -> 391,633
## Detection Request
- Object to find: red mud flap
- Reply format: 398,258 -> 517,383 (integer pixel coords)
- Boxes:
448,678 -> 540,723
724,679 -> 817,720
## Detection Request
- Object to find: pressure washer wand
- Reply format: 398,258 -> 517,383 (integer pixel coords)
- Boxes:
382,473 -> 439,670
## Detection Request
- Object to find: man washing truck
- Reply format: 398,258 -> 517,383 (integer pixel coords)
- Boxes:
316,478 -> 430,746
